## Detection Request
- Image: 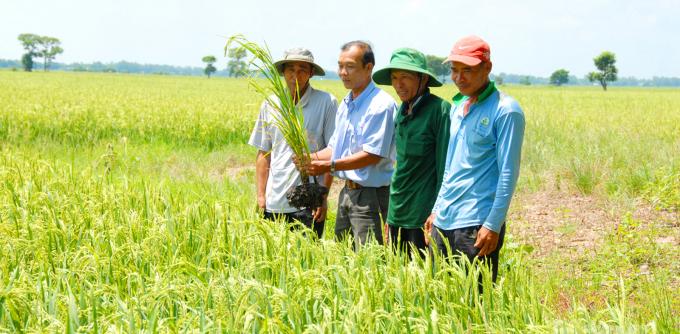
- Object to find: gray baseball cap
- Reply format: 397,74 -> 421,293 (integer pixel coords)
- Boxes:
274,48 -> 325,76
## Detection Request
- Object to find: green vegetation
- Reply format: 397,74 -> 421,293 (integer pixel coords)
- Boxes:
226,47 -> 248,78
202,56 -> 217,78
17,33 -> 64,72
588,51 -> 618,91
0,71 -> 678,332
425,54 -> 450,84
225,36 -> 311,164
549,69 -> 569,86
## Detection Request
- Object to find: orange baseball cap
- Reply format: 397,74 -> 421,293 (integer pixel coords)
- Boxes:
444,35 -> 491,66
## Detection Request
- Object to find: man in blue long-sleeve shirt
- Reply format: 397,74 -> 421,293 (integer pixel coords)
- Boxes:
425,36 -> 525,283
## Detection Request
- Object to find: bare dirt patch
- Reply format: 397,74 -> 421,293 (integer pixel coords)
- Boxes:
508,190 -> 679,258
209,165 -> 251,182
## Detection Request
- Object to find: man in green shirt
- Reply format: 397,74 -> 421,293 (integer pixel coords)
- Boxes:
372,48 -> 451,257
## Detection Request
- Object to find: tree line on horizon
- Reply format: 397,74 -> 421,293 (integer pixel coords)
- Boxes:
201,48 -> 454,82
208,48 -> 622,90
9,33 -> 680,88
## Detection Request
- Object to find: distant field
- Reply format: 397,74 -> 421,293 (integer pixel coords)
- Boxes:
0,71 -> 678,332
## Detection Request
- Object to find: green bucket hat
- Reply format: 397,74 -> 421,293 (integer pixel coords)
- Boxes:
372,48 -> 443,87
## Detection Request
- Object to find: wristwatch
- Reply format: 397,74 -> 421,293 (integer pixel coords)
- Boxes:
330,160 -> 336,173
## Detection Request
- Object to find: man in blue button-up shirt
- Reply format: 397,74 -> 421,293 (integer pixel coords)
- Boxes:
303,41 -> 398,247
425,36 -> 525,283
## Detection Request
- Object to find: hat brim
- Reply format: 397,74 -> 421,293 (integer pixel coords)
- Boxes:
372,63 -> 443,87
443,55 -> 482,66
274,59 -> 325,76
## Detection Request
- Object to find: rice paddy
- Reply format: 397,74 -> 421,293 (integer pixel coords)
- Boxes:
0,70 -> 678,332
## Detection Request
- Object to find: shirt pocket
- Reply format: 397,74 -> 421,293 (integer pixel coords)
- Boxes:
349,124 -> 363,154
469,116 -> 494,147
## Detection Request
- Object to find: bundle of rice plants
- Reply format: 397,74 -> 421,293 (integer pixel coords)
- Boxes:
225,35 -> 326,209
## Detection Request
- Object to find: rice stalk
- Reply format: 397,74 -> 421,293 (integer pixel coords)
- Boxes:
224,35 -> 311,183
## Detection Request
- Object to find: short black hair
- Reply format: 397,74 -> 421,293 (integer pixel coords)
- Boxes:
340,40 -> 375,67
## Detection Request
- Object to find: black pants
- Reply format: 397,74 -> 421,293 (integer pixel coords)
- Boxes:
429,224 -> 506,283
263,209 -> 324,239
387,225 -> 427,259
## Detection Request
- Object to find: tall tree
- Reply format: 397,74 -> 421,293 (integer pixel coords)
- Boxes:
17,33 -> 41,71
226,47 -> 248,77
587,51 -> 617,91
36,36 -> 63,71
549,69 -> 570,86
425,55 -> 450,83
202,55 -> 217,78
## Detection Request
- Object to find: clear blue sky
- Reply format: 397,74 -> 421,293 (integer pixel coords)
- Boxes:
2,0 -> 679,78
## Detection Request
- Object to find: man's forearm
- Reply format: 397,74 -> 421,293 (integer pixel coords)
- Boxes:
322,173 -> 333,189
255,151 -> 270,199
311,147 -> 333,161
335,151 -> 382,171
305,150 -> 383,176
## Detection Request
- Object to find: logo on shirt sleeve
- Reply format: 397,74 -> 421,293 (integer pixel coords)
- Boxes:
480,117 -> 490,126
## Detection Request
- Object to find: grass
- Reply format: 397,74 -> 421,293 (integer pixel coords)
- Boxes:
0,71 -> 678,332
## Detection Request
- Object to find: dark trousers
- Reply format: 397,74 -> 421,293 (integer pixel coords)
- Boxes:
387,225 -> 427,259
335,185 -> 389,248
263,209 -> 324,239
429,224 -> 506,283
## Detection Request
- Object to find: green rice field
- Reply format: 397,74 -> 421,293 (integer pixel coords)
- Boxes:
0,71 -> 678,332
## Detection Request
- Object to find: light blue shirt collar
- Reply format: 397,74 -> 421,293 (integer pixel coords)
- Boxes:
343,81 -> 377,111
